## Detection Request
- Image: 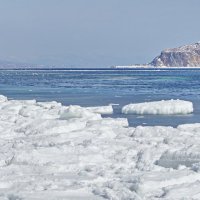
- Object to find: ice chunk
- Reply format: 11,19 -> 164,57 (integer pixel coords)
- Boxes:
85,105 -> 113,114
0,95 -> 8,103
177,123 -> 200,132
37,101 -> 62,109
59,105 -> 101,120
122,99 -> 193,115
132,169 -> 200,197
156,149 -> 200,169
86,118 -> 128,127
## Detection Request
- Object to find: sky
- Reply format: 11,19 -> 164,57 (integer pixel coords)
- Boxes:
0,0 -> 200,67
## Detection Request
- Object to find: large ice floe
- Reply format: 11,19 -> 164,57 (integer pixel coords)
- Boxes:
122,99 -> 193,115
1,95 -> 200,199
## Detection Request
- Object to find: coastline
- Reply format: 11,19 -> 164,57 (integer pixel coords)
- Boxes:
1,66 -> 200,71
113,65 -> 200,69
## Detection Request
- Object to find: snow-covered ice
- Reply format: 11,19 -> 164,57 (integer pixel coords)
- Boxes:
85,105 -> 113,114
122,99 -> 193,115
0,95 -> 200,199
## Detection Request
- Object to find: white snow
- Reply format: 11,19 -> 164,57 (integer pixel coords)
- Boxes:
122,99 -> 193,115
0,95 -> 200,199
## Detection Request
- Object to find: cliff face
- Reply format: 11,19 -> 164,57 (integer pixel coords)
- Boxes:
151,42 -> 200,67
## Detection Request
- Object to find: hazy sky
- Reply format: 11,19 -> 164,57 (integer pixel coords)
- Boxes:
0,0 -> 200,67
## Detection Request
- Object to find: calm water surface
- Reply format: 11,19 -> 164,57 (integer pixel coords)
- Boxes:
0,68 -> 200,127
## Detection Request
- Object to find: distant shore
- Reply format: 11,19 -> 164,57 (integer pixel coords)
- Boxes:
113,65 -> 200,69
0,66 -> 200,71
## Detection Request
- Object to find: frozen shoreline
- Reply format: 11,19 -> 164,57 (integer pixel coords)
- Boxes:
0,95 -> 200,199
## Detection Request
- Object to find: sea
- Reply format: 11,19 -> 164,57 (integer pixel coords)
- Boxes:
0,68 -> 200,127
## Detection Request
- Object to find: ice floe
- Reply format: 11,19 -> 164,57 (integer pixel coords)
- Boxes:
0,95 -> 199,199
122,99 -> 193,115
85,105 -> 113,114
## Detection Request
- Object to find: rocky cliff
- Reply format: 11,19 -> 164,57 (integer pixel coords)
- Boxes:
150,42 -> 200,67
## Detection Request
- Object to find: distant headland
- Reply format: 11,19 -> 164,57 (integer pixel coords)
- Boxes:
113,42 -> 200,68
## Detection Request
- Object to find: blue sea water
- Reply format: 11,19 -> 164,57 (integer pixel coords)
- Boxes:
0,68 -> 200,127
